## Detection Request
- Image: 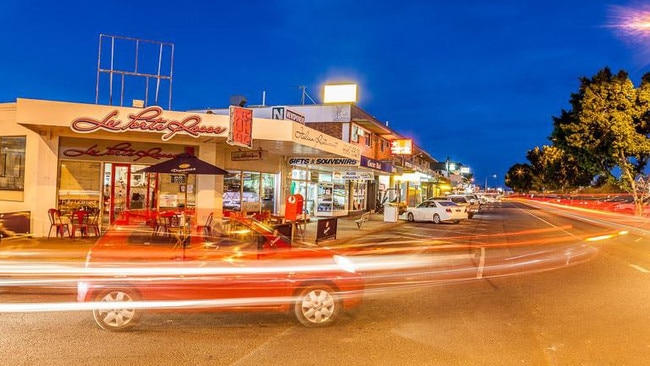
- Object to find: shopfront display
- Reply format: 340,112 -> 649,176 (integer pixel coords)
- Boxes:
290,168 -> 348,217
317,182 -> 346,214
223,170 -> 276,214
0,136 -> 26,201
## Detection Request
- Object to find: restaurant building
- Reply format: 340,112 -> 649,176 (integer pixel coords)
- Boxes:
0,98 -> 360,238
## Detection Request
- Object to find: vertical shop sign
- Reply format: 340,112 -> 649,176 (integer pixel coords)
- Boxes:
228,106 -> 253,149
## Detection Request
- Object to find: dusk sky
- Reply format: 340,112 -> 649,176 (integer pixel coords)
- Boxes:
1,1 -> 647,187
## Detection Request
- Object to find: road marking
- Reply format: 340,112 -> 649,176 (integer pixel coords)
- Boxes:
476,247 -> 485,279
629,264 -> 649,273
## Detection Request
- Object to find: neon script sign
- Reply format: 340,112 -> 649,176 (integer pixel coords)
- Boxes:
70,106 -> 227,141
62,142 -> 176,162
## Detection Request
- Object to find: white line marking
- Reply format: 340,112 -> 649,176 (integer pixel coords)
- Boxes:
477,247 -> 485,279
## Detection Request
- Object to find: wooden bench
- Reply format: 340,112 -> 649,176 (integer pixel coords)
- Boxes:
355,212 -> 371,228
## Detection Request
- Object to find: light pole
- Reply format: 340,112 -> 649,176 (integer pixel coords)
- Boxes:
485,174 -> 497,192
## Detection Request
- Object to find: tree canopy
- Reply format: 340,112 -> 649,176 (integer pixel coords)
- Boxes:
506,67 -> 650,214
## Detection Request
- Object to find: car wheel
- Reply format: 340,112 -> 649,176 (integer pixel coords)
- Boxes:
432,214 -> 441,224
294,285 -> 340,328
407,212 -> 415,222
92,288 -> 142,332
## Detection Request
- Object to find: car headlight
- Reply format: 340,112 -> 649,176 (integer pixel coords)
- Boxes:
333,255 -> 356,273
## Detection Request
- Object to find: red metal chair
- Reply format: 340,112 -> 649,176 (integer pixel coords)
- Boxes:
86,209 -> 101,237
197,212 -> 214,237
47,208 -> 70,239
70,210 -> 89,239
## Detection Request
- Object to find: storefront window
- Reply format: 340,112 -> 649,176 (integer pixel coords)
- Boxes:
242,172 -> 261,212
223,171 -> 242,212
224,171 -> 267,213
261,173 -> 275,212
58,160 -> 102,215
351,181 -> 367,211
0,136 -> 26,192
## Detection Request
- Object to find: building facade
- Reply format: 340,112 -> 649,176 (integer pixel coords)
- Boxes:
0,98 -> 360,238
200,103 -> 443,215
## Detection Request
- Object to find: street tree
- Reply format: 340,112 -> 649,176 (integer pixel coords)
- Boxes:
504,163 -> 533,193
551,68 -> 650,215
525,145 -> 592,192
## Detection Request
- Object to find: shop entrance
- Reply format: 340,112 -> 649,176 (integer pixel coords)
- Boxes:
103,163 -> 158,225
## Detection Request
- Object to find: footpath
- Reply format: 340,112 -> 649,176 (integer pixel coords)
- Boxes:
0,213 -> 405,259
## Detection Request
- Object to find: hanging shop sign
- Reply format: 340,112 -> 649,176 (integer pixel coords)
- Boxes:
288,157 -> 359,167
333,171 -> 374,181
228,106 -> 253,149
231,150 -> 263,161
391,139 -> 413,155
70,106 -> 228,142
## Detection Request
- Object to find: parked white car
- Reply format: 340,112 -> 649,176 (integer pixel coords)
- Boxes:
403,200 -> 468,224
447,194 -> 480,219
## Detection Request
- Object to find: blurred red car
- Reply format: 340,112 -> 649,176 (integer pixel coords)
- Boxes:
77,213 -> 364,331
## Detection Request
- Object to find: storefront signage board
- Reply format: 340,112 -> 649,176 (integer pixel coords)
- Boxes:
59,138 -> 185,164
360,156 -> 394,173
70,106 -> 227,141
288,157 -> 359,167
271,107 -> 305,124
292,125 -> 361,160
16,99 -> 230,142
333,171 -> 374,180
231,150 -> 263,161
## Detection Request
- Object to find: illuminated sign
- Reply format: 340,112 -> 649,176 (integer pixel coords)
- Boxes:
228,106 -> 253,149
61,141 -> 179,163
288,157 -> 359,166
70,106 -> 227,141
323,84 -> 358,103
391,139 -> 412,155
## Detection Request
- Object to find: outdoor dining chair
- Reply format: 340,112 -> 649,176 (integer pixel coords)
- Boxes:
47,208 -> 70,239
70,209 -> 90,239
86,209 -> 101,237
197,212 -> 214,237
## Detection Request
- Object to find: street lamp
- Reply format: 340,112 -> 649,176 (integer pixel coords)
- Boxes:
485,174 -> 497,192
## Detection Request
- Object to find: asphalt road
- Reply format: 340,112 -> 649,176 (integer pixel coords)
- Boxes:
1,201 -> 649,365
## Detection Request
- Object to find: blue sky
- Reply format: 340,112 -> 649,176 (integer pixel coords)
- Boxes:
0,1 -> 646,186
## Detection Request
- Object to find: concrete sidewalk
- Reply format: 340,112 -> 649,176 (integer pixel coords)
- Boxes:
298,212 -> 403,245
0,213 -> 404,258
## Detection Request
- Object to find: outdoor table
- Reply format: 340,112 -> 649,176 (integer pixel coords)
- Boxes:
270,215 -> 285,224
